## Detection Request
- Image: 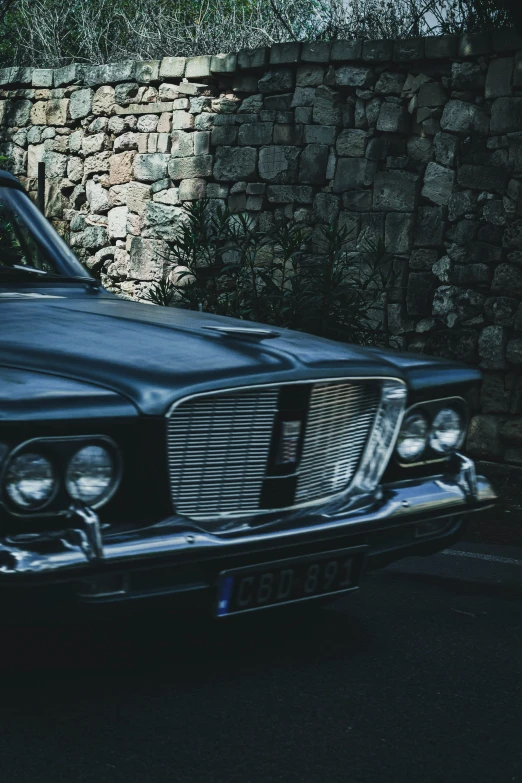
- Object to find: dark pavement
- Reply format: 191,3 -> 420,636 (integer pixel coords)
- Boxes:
1,545 -> 522,783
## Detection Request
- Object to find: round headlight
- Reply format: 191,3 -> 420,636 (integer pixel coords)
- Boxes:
396,412 -> 429,463
429,408 -> 464,454
5,452 -> 56,509
66,445 -> 116,506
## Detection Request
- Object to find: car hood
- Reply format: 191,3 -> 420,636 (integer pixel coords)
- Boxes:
0,290 -> 477,415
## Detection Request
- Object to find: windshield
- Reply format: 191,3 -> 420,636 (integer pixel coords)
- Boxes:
0,186 -> 91,280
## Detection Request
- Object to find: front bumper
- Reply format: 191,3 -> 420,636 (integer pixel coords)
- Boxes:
0,456 -> 497,591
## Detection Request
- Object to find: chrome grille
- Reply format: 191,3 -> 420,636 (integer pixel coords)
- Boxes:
167,388 -> 279,518
167,380 -> 383,521
295,382 -> 381,503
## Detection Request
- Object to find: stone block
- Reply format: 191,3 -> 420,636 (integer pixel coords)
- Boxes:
134,60 -> 160,83
273,124 -> 303,145
238,47 -> 268,69
113,132 -> 140,152
407,272 -> 436,315
179,178 -> 207,200
459,31 -> 492,57
185,56 -> 212,79
394,38 -> 424,61
313,192 -> 340,223
490,97 -> 522,133
441,100 -> 489,134
493,27 -> 522,52
6,99 -> 31,127
137,114 -> 159,133
503,219 -> 522,248
409,248 -> 438,270
376,103 -> 409,133
81,132 -> 105,157
421,162 -> 455,206
176,82 -> 207,97
211,124 -> 237,146
414,206 -> 445,246
214,146 -> 257,180
385,212 -> 414,253
362,39 -> 393,62
452,62 -> 485,90
238,122 -> 273,145
303,125 -> 337,145
53,63 -> 83,87
335,66 -> 374,88
168,155 -> 213,180
453,263 -> 491,286
375,72 -> 406,95
291,87 -> 316,108
373,170 -> 420,211
486,57 -> 514,99
433,132 -> 458,168
129,236 -> 168,281
507,339 -> 522,364
258,145 -> 299,182
127,181 -> 151,214
258,69 -> 294,94
425,35 -> 459,59
296,65 -> 324,88
479,325 -> 508,369
299,144 -> 328,184
330,39 -> 362,60
82,64 -> 110,87
418,82 -> 447,107
484,296 -> 519,325
515,52 -> 522,87
109,150 -> 136,185
407,136 -> 434,165
470,242 -> 502,263
336,129 -> 368,157
27,143 -> 45,178
211,53 -> 237,73
32,69 -> 53,88
333,158 -> 369,192
342,190 -> 372,211
457,164 -> 508,195
92,86 -> 115,116
106,61 -> 136,83
159,57 -> 186,79
172,110 -> 194,130
70,226 -> 108,251
264,94 -> 293,111
133,152 -> 168,183
467,415 -> 504,459
41,149 -> 67,179
301,41 -> 331,63
295,107 -> 313,124
270,42 -> 301,65
29,101 -> 47,126
108,206 -> 128,239
267,185 -> 313,203
69,88 -> 93,120
313,85 -> 342,125
492,263 -> 522,296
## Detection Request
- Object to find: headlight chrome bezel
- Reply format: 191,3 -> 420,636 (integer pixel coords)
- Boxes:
0,436 -> 121,516
395,397 -> 468,467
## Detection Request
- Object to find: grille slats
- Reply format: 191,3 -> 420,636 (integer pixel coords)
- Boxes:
295,382 -> 380,503
167,380 -> 381,520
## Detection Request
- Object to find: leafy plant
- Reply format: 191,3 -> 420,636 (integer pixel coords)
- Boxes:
144,201 -> 398,348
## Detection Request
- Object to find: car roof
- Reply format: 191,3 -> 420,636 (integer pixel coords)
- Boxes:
0,169 -> 25,190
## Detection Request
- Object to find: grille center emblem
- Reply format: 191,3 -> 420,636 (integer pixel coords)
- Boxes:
276,420 -> 302,466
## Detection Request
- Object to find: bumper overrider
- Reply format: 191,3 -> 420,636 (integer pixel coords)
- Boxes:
0,455 -> 496,594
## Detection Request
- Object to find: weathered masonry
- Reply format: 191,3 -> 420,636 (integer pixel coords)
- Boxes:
1,30 -> 522,465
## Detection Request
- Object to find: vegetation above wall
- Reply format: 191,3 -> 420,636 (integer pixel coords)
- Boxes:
0,0 -> 521,68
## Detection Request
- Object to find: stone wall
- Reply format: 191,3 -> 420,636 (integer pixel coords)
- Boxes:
1,30 -> 522,464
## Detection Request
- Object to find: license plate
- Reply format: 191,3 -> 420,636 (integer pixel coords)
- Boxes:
216,547 -> 367,617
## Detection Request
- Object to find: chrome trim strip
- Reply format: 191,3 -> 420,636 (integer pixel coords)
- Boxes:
0,464 -> 497,579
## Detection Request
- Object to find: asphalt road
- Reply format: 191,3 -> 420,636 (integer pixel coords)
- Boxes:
1,546 -> 522,783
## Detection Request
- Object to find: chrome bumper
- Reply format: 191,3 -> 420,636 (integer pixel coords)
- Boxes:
0,456 -> 497,581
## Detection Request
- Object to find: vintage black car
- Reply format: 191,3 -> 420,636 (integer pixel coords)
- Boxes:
0,170 -> 497,617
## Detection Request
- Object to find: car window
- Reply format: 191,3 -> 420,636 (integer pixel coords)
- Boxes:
0,191 -> 57,273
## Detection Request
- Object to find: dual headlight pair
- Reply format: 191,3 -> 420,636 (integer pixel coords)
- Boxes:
395,403 -> 466,465
2,438 -> 120,513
